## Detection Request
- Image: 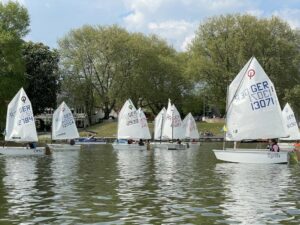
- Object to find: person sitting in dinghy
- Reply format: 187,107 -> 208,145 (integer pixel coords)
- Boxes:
268,139 -> 280,152
138,139 -> 144,146
27,142 -> 36,149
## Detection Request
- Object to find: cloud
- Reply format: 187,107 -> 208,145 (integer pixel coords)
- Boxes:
121,0 -> 300,51
272,8 -> 300,29
181,33 -> 195,51
121,0 -> 255,51
148,20 -> 197,51
245,9 -> 264,17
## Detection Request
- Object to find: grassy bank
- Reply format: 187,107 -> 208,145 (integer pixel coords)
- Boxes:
79,120 -> 225,138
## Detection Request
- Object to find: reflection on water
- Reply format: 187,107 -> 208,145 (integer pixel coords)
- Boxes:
215,163 -> 300,224
0,143 -> 299,224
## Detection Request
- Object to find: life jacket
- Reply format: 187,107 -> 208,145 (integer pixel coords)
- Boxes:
270,143 -> 280,152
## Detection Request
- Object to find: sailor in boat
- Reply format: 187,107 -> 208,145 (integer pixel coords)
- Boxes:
268,139 -> 280,152
69,139 -> 75,145
27,142 -> 37,149
138,139 -> 144,146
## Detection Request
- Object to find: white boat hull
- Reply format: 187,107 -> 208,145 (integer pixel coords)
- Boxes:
151,142 -> 188,150
213,149 -> 288,164
75,141 -> 107,145
112,143 -> 147,150
278,143 -> 295,151
0,147 -> 45,156
47,144 -> 81,151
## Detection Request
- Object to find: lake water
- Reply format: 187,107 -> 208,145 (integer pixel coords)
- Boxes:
0,143 -> 300,224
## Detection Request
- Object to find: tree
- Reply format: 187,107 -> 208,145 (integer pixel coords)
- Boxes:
284,85 -> 300,118
59,25 -> 189,121
188,14 -> 300,114
22,42 -> 60,114
118,34 -> 190,114
0,1 -> 30,130
59,25 -> 134,120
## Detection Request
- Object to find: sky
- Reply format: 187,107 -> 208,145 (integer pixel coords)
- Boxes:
2,0 -> 300,51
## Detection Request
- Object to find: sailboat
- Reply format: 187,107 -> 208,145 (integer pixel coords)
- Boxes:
213,57 -> 289,164
182,113 -> 200,145
112,99 -> 151,150
153,99 -> 187,150
278,103 -> 300,150
137,107 -> 151,140
47,102 -> 81,150
0,88 -> 45,156
151,107 -> 166,148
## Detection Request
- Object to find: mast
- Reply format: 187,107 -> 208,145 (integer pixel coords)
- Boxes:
171,106 -> 174,142
160,112 -> 164,144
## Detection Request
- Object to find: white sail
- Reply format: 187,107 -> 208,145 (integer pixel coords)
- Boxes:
5,88 -> 38,142
137,108 -> 151,139
117,99 -> 141,139
281,103 -> 300,140
154,107 -> 166,140
52,101 -> 79,140
226,57 -> 287,141
162,99 -> 183,139
182,113 -> 200,139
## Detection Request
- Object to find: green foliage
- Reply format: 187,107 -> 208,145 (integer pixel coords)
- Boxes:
284,85 -> 300,118
188,14 -> 300,113
22,42 -> 60,114
77,121 -> 224,137
59,25 -> 189,120
0,1 -> 30,130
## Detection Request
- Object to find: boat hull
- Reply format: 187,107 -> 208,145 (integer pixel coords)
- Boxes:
112,143 -> 147,150
278,143 -> 295,151
47,144 -> 81,151
75,138 -> 107,145
0,147 -> 45,156
213,149 -> 288,164
75,141 -> 107,145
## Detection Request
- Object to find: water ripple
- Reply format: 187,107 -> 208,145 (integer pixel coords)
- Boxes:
0,143 -> 300,224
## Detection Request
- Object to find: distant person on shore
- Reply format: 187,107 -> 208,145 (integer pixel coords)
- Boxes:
268,139 -> 280,152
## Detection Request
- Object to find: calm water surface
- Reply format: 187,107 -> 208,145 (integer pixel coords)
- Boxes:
0,143 -> 300,224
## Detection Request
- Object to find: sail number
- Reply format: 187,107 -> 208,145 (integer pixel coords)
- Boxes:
249,81 -> 275,111
18,116 -> 34,125
267,152 -> 280,159
62,113 -> 74,128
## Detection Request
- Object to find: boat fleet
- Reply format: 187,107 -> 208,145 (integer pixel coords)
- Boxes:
1,57 -> 300,164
